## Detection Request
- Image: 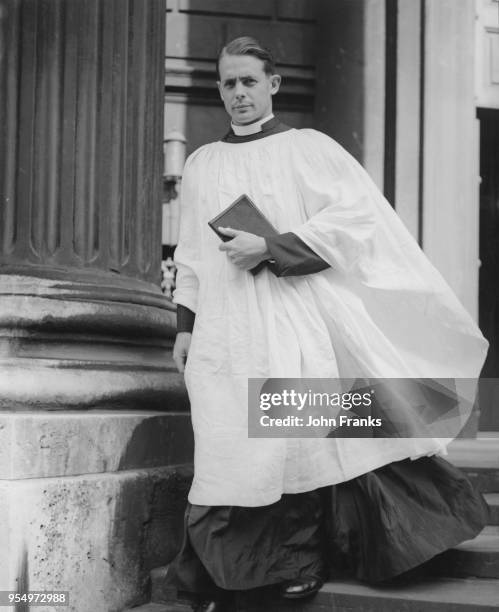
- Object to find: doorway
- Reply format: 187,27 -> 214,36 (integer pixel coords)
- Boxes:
478,108 -> 499,431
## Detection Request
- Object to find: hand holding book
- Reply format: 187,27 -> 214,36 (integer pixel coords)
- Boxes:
208,194 -> 279,275
217,227 -> 271,274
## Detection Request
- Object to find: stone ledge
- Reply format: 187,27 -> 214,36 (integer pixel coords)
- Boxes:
0,362 -> 187,411
446,438 -> 499,470
0,411 -> 194,479
0,465 -> 192,612
428,526 -> 499,579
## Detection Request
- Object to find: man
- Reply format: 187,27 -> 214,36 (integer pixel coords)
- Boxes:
170,37 -> 488,612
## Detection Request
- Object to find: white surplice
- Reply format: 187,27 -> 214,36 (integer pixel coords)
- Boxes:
173,128 -> 489,507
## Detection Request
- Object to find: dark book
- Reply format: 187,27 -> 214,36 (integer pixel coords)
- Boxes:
208,194 -> 279,275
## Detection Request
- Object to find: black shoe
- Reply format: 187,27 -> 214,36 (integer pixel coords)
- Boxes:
280,577 -> 323,600
192,599 -> 233,611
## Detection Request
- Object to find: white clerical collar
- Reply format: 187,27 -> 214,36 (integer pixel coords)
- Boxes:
231,114 -> 275,136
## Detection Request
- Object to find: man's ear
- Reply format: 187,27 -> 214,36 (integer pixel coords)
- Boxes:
270,74 -> 281,96
217,80 -> 224,101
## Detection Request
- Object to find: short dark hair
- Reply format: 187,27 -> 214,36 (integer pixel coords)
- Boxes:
217,36 -> 276,79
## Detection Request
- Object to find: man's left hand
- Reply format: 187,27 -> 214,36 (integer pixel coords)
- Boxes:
218,227 -> 271,270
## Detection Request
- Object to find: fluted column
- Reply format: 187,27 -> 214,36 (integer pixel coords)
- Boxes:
0,3 -> 191,609
0,0 -> 180,409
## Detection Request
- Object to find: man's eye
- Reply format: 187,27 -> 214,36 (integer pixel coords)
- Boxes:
243,79 -> 256,86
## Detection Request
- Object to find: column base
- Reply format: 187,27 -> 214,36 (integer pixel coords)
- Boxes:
0,274 -> 182,410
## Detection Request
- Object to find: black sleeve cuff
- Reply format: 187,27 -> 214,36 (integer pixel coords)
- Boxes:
265,232 -> 330,277
177,304 -> 196,333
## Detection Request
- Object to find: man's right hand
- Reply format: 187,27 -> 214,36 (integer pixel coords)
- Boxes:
173,332 -> 192,373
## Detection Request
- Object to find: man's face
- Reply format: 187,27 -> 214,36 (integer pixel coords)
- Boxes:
217,54 -> 281,126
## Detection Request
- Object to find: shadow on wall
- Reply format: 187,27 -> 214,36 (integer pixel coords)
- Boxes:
107,416 -> 194,607
15,548 -> 29,612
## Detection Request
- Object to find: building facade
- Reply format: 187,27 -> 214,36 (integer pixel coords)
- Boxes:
0,1 -> 190,610
0,1 -> 497,611
165,0 -> 499,429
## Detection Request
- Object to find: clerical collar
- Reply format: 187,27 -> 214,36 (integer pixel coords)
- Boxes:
231,114 -> 275,136
221,116 -> 292,144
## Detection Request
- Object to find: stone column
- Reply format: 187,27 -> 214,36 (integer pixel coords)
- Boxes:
422,0 -> 479,318
0,0 -> 182,408
0,1 -> 192,610
314,0 -> 386,190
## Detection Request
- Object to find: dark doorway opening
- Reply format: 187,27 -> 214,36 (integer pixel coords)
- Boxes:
478,108 -> 499,431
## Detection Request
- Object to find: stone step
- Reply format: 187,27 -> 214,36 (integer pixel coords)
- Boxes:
150,527 -> 499,607
428,525 -> 499,579
446,437 -> 499,493
145,577 -> 499,611
123,604 -> 188,612
258,577 -> 499,611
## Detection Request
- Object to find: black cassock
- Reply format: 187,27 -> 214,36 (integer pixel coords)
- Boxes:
170,118 -> 488,597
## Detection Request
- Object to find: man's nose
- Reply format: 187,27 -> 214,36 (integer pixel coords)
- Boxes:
234,81 -> 245,98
